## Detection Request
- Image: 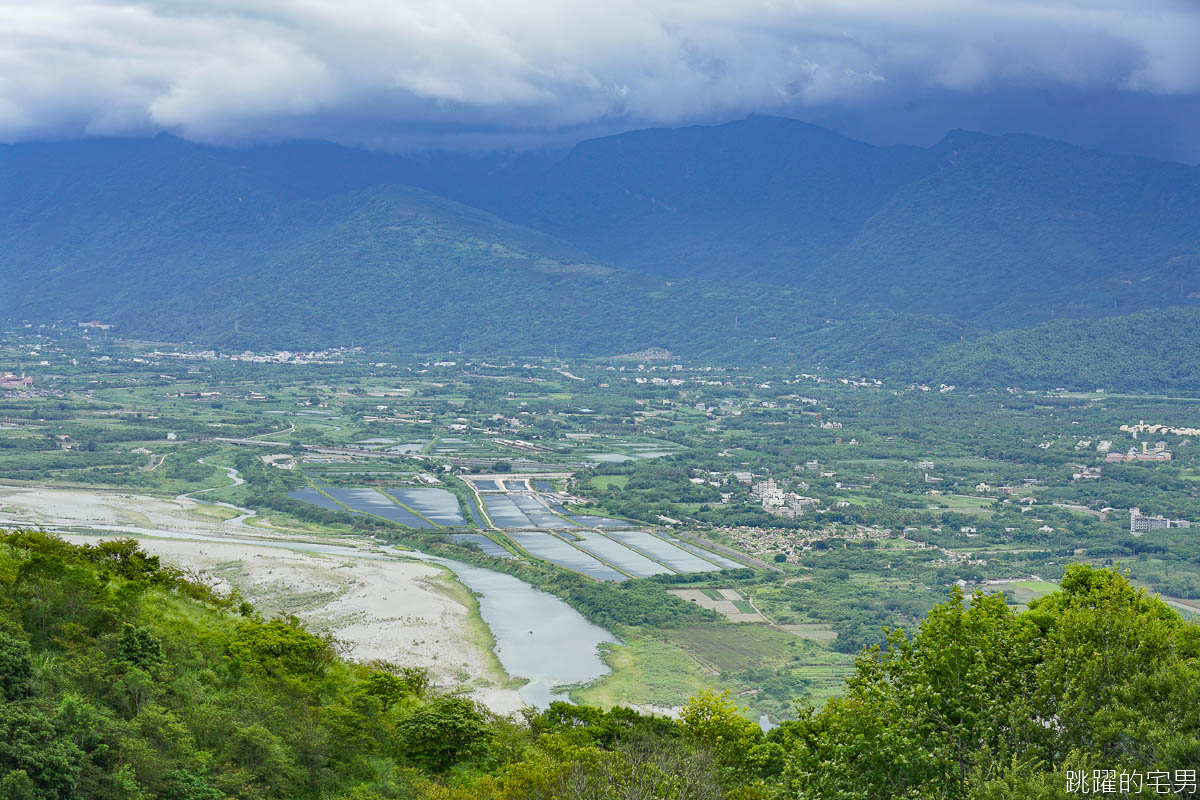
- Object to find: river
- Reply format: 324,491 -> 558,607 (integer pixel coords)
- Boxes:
405,549 -> 618,706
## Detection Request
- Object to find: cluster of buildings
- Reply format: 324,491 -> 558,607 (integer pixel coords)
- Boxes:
1120,420 -> 1200,438
750,478 -> 820,519
148,346 -> 359,365
1130,508 -> 1192,534
1105,442 -> 1172,463
722,522 -> 892,563
0,371 -> 32,388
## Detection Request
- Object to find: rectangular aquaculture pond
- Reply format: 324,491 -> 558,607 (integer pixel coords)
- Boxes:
505,531 -> 626,581
572,531 -> 672,578
606,530 -> 729,573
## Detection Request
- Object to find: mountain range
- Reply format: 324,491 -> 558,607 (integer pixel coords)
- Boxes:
2,116 -> 1198,386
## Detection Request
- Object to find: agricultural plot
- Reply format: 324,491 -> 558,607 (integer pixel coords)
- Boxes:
386,487 -> 467,526
481,494 -> 572,529
607,530 -> 727,573
430,436 -> 508,459
290,486 -> 466,528
287,488 -> 347,513
301,462 -> 417,479
662,535 -> 746,570
448,533 -> 515,559
667,588 -> 766,623
579,438 -> 684,462
779,624 -> 838,641
565,514 -> 630,529
501,526 -> 740,582
504,531 -> 626,581
316,487 -> 433,527
662,624 -> 808,672
572,530 -> 671,578
463,496 -> 486,527
1000,579 -> 1060,605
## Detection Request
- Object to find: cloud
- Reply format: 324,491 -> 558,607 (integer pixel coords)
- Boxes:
1,0 -> 1198,153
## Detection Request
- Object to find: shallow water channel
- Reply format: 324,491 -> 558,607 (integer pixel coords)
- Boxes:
401,548 -> 618,707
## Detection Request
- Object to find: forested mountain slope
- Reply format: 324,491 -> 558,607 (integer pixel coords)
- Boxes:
497,117 -> 1200,324
0,160 -> 903,359
496,115 -> 939,285
0,134 -> 966,359
914,306 -> 1200,390
2,119 -> 1198,362
822,131 -> 1200,322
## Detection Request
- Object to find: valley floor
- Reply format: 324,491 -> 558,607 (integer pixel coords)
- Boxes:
0,484 -> 523,715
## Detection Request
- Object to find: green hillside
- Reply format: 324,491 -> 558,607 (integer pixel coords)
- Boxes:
501,115 -> 939,285
2,532 -> 1196,799
824,131 -> 1200,323
914,306 -> 1200,390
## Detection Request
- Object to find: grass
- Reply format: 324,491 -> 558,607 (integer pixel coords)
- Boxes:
1006,580 -> 1060,605
188,503 -> 241,521
661,623 -> 810,673
589,475 -> 629,490
571,635 -> 721,709
659,623 -> 855,712
930,494 -> 997,517
780,623 -> 838,641
792,660 -> 857,707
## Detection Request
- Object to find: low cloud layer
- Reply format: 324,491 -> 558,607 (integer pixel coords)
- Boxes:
2,0 -> 1199,157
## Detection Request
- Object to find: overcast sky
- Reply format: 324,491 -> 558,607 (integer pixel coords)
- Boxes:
3,0 -> 1199,161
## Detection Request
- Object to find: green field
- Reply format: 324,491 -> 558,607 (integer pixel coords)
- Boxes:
589,474 -> 629,490
571,636 -> 721,709
1006,580 -> 1060,605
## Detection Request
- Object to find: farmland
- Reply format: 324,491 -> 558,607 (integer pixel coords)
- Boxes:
2,324 -> 1200,721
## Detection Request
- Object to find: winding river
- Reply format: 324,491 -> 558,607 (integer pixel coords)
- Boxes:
404,549 -> 618,706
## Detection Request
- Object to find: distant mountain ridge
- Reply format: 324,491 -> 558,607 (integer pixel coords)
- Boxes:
496,116 -> 940,286
490,116 -> 1200,324
1,117 -> 1198,375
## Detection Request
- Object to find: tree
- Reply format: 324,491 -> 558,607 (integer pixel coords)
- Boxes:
0,633 -> 32,702
0,703 -> 84,800
225,723 -> 297,790
777,566 -> 1200,800
680,690 -> 775,785
395,697 -> 492,772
